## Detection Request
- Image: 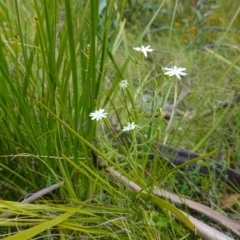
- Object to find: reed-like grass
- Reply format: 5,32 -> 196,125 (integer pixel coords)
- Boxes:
0,0 -> 239,239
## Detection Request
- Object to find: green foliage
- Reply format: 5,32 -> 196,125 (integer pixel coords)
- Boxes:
0,0 -> 240,239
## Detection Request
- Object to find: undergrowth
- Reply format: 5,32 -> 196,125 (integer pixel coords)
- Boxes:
0,0 -> 239,239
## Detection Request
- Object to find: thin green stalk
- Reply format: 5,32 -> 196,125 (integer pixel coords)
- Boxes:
64,0 -> 79,159
167,0 -> 179,47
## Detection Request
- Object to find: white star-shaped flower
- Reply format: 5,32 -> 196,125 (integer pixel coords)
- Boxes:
119,80 -> 129,89
123,122 -> 139,132
164,66 -> 187,79
133,45 -> 154,57
89,108 -> 107,121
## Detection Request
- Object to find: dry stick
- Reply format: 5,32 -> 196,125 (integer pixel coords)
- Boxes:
106,128 -> 240,188
0,181 -> 64,217
109,128 -> 240,188
153,186 -> 240,238
20,181 -> 64,203
99,159 -> 237,240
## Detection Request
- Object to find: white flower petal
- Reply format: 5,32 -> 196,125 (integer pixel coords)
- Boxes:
164,66 -> 187,79
133,45 -> 154,57
122,122 -> 139,131
89,108 -> 108,121
133,47 -> 141,52
119,80 -> 129,89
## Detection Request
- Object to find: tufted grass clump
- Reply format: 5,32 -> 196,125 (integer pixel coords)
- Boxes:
0,0 -> 239,239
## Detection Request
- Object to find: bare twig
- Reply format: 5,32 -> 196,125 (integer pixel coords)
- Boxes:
153,186 -> 240,237
19,181 -> 64,203
98,157 -> 239,239
0,181 -> 64,217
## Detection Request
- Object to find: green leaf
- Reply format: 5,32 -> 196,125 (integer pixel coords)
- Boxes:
132,192 -> 195,232
4,211 -> 74,240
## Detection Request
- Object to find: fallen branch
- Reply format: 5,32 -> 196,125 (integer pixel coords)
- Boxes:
108,128 -> 240,189
152,186 -> 240,237
98,157 -> 238,240
0,181 -> 64,217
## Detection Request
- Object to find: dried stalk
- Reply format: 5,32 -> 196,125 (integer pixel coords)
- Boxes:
98,158 -> 237,240
0,181 -> 64,217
